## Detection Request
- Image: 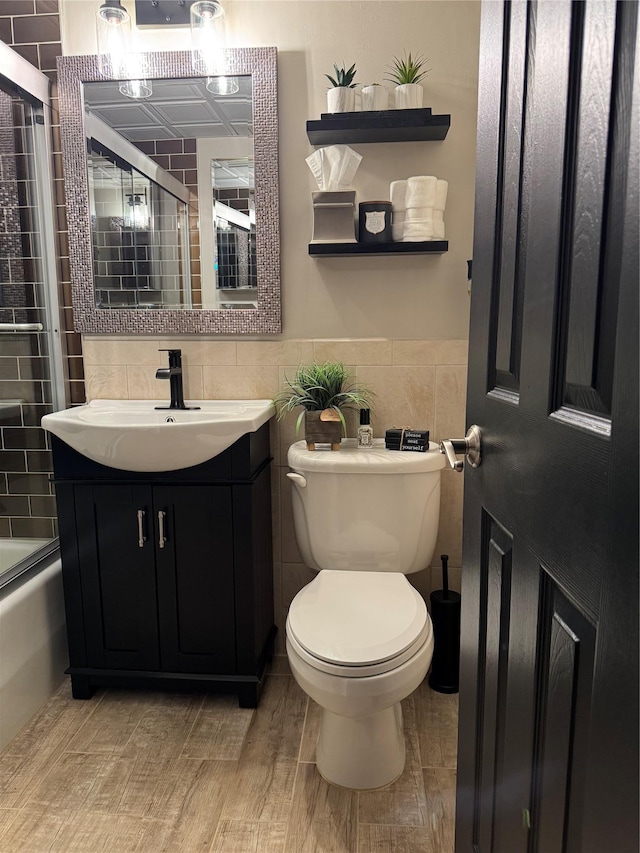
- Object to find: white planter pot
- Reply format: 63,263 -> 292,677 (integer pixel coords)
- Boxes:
361,85 -> 389,111
394,83 -> 424,109
327,87 -> 356,113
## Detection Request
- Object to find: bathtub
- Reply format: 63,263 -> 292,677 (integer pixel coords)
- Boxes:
0,540 -> 68,750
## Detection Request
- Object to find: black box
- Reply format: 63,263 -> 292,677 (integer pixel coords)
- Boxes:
385,428 -> 430,452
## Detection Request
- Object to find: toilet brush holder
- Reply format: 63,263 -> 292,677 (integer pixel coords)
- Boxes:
428,554 -> 461,694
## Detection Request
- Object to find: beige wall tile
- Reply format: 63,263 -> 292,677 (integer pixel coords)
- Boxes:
84,365 -> 127,400
434,364 -> 468,442
356,365 -> 435,437
272,560 -> 282,623
271,472 -> 282,563
81,338 -> 160,367
158,339 -> 237,366
236,340 -> 314,366
280,467 -> 301,564
313,339 -> 393,365
432,474 -> 464,567
393,340 -> 468,365
282,562 -> 316,609
126,364 -> 204,401
202,366 -> 279,399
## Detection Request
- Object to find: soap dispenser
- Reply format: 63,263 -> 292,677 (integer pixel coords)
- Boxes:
357,409 -> 373,448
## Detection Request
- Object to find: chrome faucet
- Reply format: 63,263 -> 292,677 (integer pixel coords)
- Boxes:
155,349 -> 200,410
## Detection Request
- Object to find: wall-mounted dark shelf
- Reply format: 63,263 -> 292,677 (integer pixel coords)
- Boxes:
306,109 -> 450,145
309,241 -> 448,257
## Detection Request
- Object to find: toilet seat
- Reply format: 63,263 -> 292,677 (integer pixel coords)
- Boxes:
286,570 -> 431,678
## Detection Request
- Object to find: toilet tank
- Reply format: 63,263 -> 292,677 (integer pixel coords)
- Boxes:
287,439 -> 446,574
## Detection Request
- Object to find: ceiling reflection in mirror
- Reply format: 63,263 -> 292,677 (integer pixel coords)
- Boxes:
57,48 -> 280,334
84,75 -> 254,311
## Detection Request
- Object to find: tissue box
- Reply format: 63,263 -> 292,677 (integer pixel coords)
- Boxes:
311,191 -> 357,243
385,428 -> 430,452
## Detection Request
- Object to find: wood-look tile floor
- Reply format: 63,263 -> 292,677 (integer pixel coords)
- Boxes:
0,659 -> 458,852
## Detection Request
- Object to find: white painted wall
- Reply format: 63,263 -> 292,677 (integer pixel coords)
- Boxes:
61,0 -> 481,341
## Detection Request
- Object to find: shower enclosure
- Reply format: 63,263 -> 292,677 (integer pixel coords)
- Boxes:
0,43 -> 64,587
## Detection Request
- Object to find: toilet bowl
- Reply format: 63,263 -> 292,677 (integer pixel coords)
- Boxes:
285,439 -> 445,789
286,569 -> 434,789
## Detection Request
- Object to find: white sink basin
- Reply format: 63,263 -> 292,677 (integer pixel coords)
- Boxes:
41,399 -> 275,472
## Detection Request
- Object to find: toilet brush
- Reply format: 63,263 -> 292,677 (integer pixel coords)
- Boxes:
428,554 -> 461,694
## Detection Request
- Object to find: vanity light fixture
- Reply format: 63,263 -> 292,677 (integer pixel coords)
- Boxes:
96,0 -> 152,99
190,0 -> 238,95
125,188 -> 150,230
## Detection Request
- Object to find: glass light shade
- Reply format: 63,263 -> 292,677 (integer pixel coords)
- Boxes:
190,0 -> 229,76
96,0 -> 131,78
205,75 -> 239,96
119,79 -> 153,99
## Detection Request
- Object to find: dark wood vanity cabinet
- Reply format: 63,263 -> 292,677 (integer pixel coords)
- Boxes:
52,424 -> 275,707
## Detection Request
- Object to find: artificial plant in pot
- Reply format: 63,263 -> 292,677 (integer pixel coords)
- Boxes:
275,362 -> 373,451
386,51 -> 430,109
325,62 -> 358,113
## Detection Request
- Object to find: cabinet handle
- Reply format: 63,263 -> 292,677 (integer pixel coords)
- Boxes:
158,510 -> 167,549
137,509 -> 146,548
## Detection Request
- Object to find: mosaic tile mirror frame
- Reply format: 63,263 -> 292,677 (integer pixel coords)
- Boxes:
57,47 -> 280,334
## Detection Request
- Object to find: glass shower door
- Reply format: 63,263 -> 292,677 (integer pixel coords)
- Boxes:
0,47 -> 64,585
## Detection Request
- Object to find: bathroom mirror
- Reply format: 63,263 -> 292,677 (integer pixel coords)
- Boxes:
57,48 -> 280,334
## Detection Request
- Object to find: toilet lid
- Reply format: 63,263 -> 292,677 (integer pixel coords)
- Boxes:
287,570 -> 428,667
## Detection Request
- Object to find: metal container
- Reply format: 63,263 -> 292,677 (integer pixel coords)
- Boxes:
311,191 -> 357,243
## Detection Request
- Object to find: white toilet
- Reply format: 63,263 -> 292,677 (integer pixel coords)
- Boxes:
285,438 -> 446,790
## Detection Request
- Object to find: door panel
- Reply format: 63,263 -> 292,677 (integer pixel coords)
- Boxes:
457,1 -> 638,851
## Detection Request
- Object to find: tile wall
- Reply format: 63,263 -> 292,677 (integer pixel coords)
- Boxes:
0,0 -> 85,406
135,137 -> 201,307
83,336 -> 468,652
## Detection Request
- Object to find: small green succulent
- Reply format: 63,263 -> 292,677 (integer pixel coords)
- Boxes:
325,62 -> 358,88
274,362 -> 373,435
386,51 -> 430,85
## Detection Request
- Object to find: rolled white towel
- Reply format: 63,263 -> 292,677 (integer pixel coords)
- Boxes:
392,209 -> 406,224
406,206 -> 434,222
390,180 -> 408,210
435,179 -> 448,211
432,209 -> 445,240
392,222 -> 404,241
402,219 -> 435,241
406,175 -> 437,209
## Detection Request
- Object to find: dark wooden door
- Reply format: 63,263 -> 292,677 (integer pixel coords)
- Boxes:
455,3 -> 638,852
155,485 -> 236,673
76,484 -> 160,671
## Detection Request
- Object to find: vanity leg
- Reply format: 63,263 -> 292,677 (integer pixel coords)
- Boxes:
70,675 -> 94,700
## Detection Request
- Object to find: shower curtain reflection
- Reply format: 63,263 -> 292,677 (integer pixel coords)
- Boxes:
0,77 -> 62,585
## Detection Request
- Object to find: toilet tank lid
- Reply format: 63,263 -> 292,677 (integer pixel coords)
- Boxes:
288,570 -> 429,666
288,439 -> 445,474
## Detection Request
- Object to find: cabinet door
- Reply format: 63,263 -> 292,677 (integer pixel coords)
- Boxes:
154,486 -> 236,673
75,484 -> 160,671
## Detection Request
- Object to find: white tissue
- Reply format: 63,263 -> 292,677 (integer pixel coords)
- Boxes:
306,145 -> 363,191
435,180 -> 448,211
390,180 -> 408,210
406,176 -> 437,209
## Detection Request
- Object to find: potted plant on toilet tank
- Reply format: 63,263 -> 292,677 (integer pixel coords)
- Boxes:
325,62 -> 358,113
275,362 -> 372,451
